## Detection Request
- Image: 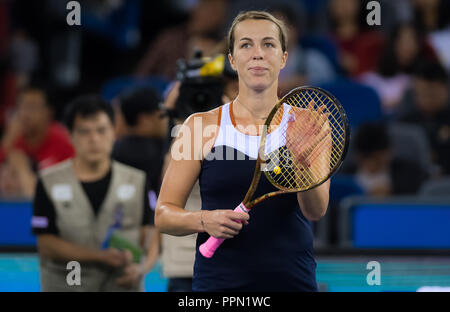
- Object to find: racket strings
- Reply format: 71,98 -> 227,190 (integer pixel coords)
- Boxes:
264,88 -> 346,191
308,90 -> 346,159
299,90 -> 345,168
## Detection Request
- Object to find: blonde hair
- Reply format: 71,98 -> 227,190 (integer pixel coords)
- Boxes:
227,10 -> 288,55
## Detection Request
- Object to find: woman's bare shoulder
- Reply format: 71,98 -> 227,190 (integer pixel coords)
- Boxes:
178,106 -> 224,160
182,105 -> 224,131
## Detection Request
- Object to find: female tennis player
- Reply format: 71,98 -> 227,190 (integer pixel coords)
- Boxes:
155,11 -> 330,292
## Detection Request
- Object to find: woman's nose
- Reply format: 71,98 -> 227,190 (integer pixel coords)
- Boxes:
252,45 -> 263,60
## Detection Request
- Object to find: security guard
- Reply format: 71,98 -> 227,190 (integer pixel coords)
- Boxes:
31,95 -> 159,291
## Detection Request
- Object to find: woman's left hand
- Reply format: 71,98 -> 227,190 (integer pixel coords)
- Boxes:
286,101 -> 332,180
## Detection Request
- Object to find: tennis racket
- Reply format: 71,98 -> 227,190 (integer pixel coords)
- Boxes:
199,86 -> 350,258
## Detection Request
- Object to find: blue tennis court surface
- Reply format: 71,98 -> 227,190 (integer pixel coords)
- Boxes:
2,254 -> 450,292
0,254 -> 168,292
316,257 -> 450,292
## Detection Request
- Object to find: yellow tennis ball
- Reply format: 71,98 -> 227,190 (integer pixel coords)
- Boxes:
273,166 -> 281,175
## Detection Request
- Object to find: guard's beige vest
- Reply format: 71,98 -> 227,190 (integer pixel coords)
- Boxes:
38,159 -> 145,292
161,181 -> 201,278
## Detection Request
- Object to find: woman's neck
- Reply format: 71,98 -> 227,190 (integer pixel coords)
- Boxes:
234,82 -> 279,121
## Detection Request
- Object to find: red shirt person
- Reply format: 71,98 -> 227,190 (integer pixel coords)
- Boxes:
2,122 -> 75,170
327,0 -> 384,77
0,87 -> 74,197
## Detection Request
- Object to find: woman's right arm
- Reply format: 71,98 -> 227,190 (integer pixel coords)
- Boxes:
155,113 -> 249,237
155,113 -> 204,236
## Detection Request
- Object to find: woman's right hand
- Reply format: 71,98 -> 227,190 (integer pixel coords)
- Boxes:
201,209 -> 250,239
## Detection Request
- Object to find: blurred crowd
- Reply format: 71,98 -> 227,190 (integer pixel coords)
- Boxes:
0,0 -> 449,244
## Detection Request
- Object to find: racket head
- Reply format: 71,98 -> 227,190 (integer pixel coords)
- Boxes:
260,86 -> 350,192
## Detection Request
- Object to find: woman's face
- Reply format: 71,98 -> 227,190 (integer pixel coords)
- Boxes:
228,19 -> 287,93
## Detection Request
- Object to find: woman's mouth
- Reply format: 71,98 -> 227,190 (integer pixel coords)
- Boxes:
249,67 -> 267,75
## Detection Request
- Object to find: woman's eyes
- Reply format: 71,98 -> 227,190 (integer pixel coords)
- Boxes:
240,42 -> 275,48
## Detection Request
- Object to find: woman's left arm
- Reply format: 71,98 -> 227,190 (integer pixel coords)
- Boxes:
297,179 -> 330,221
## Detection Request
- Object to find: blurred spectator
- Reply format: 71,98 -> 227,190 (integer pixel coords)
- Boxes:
418,0 -> 450,72
9,0 -> 60,87
81,0 -> 141,50
315,0 -> 411,35
399,61 -> 450,175
350,122 -> 428,196
390,0 -> 415,23
0,149 -> 35,198
359,23 -> 438,114
0,87 -> 75,197
112,87 -> 167,193
135,0 -> 228,80
32,95 -> 159,291
270,5 -> 337,94
0,150 -> 36,198
0,87 -> 75,169
327,0 -> 384,77
412,0 -> 450,33
0,0 -> 16,132
110,97 -> 128,139
428,25 -> 450,72
0,161 -> 21,197
0,0 -> 8,54
9,30 -> 39,89
0,60 -> 16,134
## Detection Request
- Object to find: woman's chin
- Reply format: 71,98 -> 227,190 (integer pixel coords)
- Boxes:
248,81 -> 272,92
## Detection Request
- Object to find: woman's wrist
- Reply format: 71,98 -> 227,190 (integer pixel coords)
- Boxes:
200,210 -> 207,233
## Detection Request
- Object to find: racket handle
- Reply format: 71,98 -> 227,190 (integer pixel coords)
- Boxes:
199,203 -> 250,258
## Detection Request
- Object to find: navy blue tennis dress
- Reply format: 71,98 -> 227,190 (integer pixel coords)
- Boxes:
192,102 -> 318,292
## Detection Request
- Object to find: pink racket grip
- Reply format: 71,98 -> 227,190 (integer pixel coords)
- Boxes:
199,203 -> 250,258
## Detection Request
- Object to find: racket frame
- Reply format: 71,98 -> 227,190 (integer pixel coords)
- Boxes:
243,86 -> 350,209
